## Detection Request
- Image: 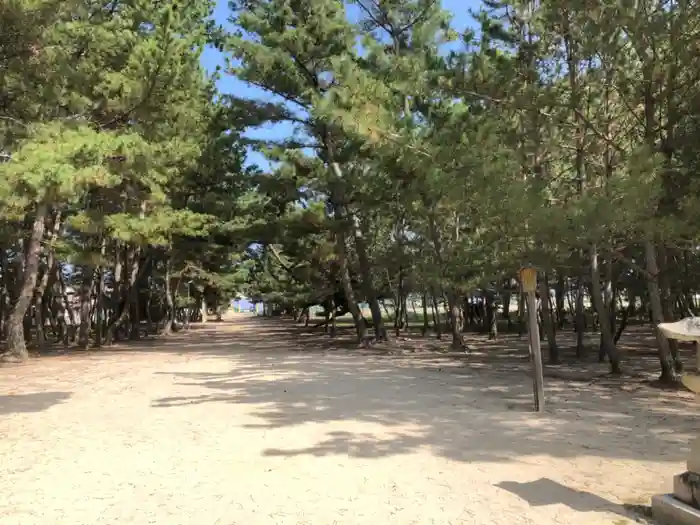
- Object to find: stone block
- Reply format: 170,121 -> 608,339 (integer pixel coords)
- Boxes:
675,473 -> 698,507
653,494 -> 700,525
688,438 -> 700,473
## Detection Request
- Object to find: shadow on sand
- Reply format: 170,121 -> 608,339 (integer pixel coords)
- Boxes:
148,316 -> 696,470
497,478 -> 627,518
0,391 -> 72,415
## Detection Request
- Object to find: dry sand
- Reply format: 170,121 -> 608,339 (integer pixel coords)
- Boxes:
1,316 -> 696,525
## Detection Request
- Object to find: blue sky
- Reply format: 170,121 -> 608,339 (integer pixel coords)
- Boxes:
201,0 -> 481,169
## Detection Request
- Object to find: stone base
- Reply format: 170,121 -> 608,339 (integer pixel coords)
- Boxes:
688,438 -> 700,473
675,473 -> 700,507
653,494 -> 700,525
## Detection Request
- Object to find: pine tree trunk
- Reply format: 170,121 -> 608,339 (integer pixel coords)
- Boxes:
329,297 -> 337,337
105,247 -> 140,345
430,290 -> 442,339
109,245 -> 125,327
163,259 -> 175,335
327,161 -> 367,343
335,222 -> 366,343
599,252 -> 617,362
554,274 -> 566,329
0,249 -> 7,339
394,217 -> 406,337
57,264 -> 76,343
352,214 -> 386,340
517,291 -> 525,336
421,292 -> 429,336
129,290 -> 141,340
33,261 -> 57,352
659,246 -> 683,373
614,296 -> 633,344
574,276 -> 586,357
645,240 -> 676,382
446,291 -> 464,350
394,273 -> 404,337
33,215 -> 62,351
78,268 -> 95,348
200,297 -> 207,324
590,245 -> 621,374
323,300 -> 331,334
485,293 -> 497,340
538,274 -> 559,364
5,203 -> 48,360
501,291 -> 512,330
95,238 -> 107,347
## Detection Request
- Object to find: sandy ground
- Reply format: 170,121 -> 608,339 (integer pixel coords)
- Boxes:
1,316 -> 697,525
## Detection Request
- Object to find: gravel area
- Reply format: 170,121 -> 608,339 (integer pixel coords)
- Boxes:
0,316 -> 694,525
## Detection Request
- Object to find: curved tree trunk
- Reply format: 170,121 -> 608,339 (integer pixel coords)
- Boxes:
352,213 -> 387,341
5,202 -> 48,361
333,206 -> 366,343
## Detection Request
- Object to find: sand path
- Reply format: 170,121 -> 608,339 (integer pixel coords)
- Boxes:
1,316 -> 693,524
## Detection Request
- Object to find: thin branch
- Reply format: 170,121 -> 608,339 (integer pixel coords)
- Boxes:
613,251 -> 656,281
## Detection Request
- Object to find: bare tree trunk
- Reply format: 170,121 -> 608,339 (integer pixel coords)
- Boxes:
4,203 -> 48,360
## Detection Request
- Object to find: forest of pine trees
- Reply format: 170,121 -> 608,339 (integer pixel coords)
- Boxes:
2,0 -> 700,384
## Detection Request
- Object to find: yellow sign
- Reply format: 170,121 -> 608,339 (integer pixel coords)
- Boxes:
519,266 -> 537,293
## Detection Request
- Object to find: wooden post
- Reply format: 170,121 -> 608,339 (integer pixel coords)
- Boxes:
519,266 -> 545,412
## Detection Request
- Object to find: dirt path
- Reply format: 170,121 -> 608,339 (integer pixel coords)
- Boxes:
0,316 -> 694,525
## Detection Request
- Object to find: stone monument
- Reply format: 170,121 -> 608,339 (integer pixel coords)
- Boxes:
652,317 -> 700,525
